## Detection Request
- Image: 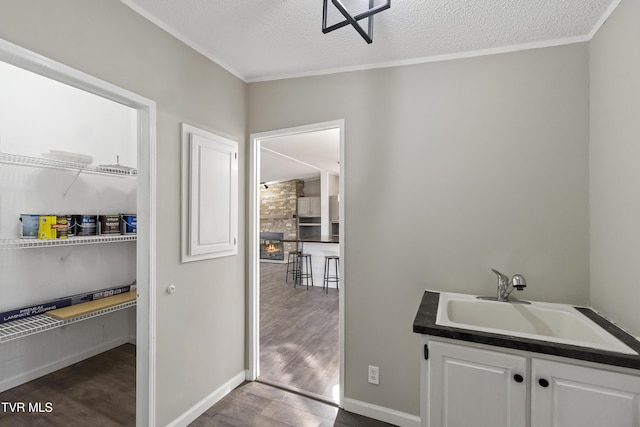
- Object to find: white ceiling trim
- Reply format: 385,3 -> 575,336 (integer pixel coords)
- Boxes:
248,35 -> 591,83
121,0 -> 619,84
587,0 -> 623,38
261,146 -> 328,177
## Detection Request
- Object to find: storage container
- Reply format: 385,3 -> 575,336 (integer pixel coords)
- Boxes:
19,214 -> 40,239
99,215 -> 121,235
120,214 -> 137,234
75,215 -> 97,236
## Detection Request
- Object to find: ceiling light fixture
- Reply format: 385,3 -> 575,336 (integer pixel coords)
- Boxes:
322,0 -> 391,44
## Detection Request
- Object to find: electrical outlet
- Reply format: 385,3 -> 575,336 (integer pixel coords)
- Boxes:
368,365 -> 379,385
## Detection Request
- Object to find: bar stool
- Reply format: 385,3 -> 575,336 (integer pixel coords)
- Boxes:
296,253 -> 313,289
323,255 -> 339,294
285,251 -> 301,283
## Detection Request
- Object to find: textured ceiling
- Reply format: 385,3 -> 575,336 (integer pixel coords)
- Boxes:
122,0 -> 618,82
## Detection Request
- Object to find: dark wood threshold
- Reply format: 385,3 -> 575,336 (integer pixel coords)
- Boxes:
256,377 -> 339,407
191,380 -> 395,426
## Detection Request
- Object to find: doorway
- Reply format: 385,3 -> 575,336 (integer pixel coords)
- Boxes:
249,120 -> 345,405
0,38 -> 156,425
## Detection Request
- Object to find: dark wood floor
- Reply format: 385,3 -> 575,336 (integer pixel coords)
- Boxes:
259,261 -> 339,401
0,343 -> 136,427
192,380 -> 394,427
0,263 -> 393,426
0,343 -> 392,427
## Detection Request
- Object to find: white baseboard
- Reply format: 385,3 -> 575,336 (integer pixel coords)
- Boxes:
166,370 -> 247,427
343,398 -> 421,427
0,337 -> 129,393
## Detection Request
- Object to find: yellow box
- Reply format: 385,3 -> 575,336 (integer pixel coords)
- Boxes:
38,215 -> 58,240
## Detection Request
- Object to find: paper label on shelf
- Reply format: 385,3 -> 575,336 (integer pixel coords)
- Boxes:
1,302 -> 68,323
38,215 -> 57,240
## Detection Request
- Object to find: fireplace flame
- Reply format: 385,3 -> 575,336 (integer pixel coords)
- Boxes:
265,244 -> 281,253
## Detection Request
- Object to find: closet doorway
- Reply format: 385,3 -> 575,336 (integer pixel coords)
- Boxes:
249,120 -> 344,405
0,39 -> 156,426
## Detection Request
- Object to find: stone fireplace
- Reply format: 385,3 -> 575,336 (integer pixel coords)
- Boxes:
260,179 -> 304,260
260,232 -> 284,261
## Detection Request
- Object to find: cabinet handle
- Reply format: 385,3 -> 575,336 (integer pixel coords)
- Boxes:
538,378 -> 549,388
513,374 -> 524,383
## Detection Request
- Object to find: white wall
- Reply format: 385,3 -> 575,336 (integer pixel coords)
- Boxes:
249,44 -> 590,416
0,60 -> 137,166
0,1 -> 246,425
590,0 -> 640,337
303,178 -> 321,196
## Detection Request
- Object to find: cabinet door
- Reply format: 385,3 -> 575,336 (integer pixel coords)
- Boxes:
298,198 -> 310,217
330,196 -> 339,222
298,197 -> 321,217
425,340 -> 527,427
182,124 -> 238,262
309,197 -> 321,217
532,358 -> 640,427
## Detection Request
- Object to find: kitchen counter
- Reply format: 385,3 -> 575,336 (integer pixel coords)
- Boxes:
413,290 -> 640,370
279,237 -> 340,288
281,235 -> 339,244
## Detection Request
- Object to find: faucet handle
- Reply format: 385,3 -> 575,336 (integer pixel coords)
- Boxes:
489,267 -> 509,283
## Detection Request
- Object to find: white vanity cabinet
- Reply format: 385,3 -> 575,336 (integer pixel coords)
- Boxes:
531,358 -> 640,427
422,337 -> 640,427
424,340 -> 527,427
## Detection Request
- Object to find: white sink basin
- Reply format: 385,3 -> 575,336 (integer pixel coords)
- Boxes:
436,292 -> 637,355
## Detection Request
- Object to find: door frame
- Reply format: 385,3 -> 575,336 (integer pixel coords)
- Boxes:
248,119 -> 345,406
0,38 -> 157,426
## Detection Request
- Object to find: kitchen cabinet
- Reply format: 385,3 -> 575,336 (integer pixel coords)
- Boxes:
330,196 -> 339,236
298,196 -> 321,238
330,196 -> 339,222
423,338 -> 640,427
298,196 -> 321,217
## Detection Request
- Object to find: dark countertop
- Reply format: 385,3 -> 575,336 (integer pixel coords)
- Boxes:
413,290 -> 640,371
281,236 -> 339,244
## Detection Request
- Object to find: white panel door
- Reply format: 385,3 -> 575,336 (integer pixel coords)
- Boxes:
532,358 -> 640,427
181,123 -> 238,262
426,340 -> 527,427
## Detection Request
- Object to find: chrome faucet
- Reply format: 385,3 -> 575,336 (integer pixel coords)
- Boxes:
489,268 -> 527,302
